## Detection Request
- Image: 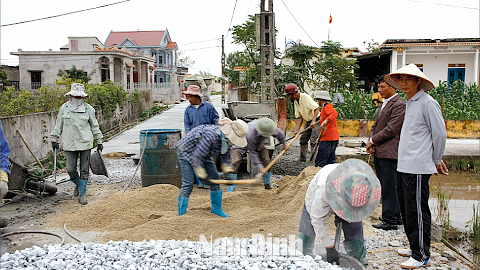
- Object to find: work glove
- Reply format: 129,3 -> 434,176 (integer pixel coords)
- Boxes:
51,141 -> 59,150
220,163 -> 233,174
326,246 -> 340,265
0,169 -> 9,200
97,144 -> 103,152
194,167 -> 207,179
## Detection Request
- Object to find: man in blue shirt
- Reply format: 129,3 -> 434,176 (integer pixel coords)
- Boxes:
184,85 -> 219,133
1,121 -> 11,227
183,85 -> 220,189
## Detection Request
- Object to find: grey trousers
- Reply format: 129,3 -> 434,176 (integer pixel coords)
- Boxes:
230,146 -> 270,174
66,150 -> 91,181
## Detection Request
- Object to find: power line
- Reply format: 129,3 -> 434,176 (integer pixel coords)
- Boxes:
179,39 -> 221,46
0,0 -> 131,27
407,0 -> 479,10
180,46 -> 221,52
225,0 -> 239,40
280,0 -> 319,47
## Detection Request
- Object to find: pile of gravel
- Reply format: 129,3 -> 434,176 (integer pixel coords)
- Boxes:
1,238 -> 343,270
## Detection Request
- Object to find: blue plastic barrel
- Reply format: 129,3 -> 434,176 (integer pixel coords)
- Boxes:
140,129 -> 182,188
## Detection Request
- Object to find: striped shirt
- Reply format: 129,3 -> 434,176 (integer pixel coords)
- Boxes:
177,125 -> 231,168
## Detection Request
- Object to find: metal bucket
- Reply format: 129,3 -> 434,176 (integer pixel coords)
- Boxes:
90,150 -> 109,177
140,129 -> 182,188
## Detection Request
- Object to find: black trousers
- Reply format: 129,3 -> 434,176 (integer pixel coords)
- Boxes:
374,157 -> 401,225
397,172 -> 431,262
300,118 -> 320,147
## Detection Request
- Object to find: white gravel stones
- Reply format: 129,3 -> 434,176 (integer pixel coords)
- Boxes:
1,238 -> 345,270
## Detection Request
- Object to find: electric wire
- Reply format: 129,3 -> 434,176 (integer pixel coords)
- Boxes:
406,0 -> 479,10
280,0 -> 319,47
179,39 -> 221,46
0,0 -> 131,27
225,0 -> 239,40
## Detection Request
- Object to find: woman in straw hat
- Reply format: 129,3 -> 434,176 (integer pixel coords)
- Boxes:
50,83 -> 103,205
385,63 -> 448,269
314,91 -> 339,167
176,118 -> 248,218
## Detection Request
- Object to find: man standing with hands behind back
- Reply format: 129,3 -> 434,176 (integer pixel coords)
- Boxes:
366,74 -> 406,231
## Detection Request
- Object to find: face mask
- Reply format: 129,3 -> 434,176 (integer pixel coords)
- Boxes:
67,96 -> 85,112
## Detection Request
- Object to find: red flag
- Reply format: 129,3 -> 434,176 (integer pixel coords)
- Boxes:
329,14 -> 333,24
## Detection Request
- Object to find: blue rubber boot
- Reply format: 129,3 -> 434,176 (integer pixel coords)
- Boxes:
196,175 -> 209,189
78,179 -> 88,205
263,172 -> 272,190
227,174 -> 237,192
210,189 -> 229,218
177,196 -> 189,216
70,172 -> 80,196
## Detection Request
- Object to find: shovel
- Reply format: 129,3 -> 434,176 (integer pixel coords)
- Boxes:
305,128 -> 325,166
209,129 -> 304,185
53,148 -> 57,183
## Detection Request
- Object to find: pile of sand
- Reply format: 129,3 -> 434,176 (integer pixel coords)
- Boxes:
51,167 -> 321,242
51,166 -> 376,243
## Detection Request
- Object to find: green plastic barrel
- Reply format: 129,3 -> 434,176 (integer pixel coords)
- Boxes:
140,129 -> 182,188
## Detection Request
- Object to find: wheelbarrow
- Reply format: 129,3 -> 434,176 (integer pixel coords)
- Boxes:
7,158 -> 58,197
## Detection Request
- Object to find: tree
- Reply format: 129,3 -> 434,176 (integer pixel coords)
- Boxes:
177,51 -> 195,67
0,70 -> 10,92
312,40 -> 359,92
282,43 -> 319,91
57,65 -> 92,83
363,39 -> 381,53
230,15 -> 260,66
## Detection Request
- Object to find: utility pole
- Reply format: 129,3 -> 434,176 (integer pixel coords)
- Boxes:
221,35 -> 226,103
259,0 -> 275,102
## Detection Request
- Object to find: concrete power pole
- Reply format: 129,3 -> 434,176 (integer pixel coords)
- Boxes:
221,35 -> 226,103
259,0 -> 275,102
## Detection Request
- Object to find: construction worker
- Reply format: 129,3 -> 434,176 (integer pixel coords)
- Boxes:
177,118 -> 248,217
183,85 -> 220,189
0,121 -> 11,227
230,118 -> 288,191
385,64 -> 448,269
314,91 -> 339,167
298,159 -> 381,266
284,83 -> 320,162
51,83 -> 103,205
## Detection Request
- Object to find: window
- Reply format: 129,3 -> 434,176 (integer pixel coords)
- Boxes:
30,71 -> 42,89
448,64 -> 465,84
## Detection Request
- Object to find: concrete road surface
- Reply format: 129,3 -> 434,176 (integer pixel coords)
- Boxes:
102,95 -> 228,155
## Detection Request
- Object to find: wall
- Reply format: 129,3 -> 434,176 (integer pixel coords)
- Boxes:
2,97 -> 152,165
285,119 -> 479,139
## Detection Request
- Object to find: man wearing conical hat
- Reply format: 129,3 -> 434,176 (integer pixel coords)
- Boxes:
385,64 -> 448,269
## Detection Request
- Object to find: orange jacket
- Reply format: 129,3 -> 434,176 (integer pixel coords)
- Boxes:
319,102 -> 339,141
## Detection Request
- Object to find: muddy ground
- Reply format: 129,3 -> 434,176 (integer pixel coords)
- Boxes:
0,144 -> 475,269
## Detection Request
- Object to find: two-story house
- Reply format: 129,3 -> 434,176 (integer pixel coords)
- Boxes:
104,30 -> 178,84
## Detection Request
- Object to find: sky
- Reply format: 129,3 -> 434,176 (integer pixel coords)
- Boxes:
1,0 -> 479,77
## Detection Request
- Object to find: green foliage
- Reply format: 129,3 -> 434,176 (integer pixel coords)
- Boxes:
35,85 -> 67,113
429,80 -> 479,120
432,177 -> 454,237
141,105 -> 167,119
363,39 -> 381,53
57,65 -> 93,83
230,15 -> 260,65
283,44 -> 319,90
0,86 -> 36,116
0,70 -> 10,91
466,204 -> 480,253
312,40 -> 359,93
128,90 -> 141,105
86,80 -> 128,119
335,89 -> 377,119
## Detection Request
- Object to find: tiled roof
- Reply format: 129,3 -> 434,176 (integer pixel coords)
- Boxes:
167,42 -> 176,49
105,30 -> 166,47
94,45 -> 136,56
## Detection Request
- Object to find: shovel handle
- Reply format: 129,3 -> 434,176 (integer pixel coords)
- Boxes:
275,120 -> 320,147
307,128 -> 325,162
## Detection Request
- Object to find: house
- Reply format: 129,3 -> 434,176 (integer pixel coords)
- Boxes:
104,30 -> 178,84
353,38 -> 480,91
11,37 -> 156,90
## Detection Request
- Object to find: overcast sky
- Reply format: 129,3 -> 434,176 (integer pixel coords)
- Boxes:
1,0 -> 479,77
